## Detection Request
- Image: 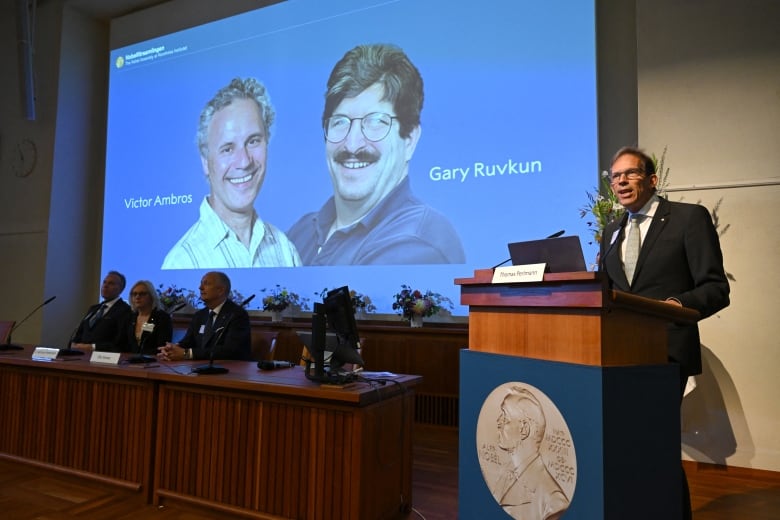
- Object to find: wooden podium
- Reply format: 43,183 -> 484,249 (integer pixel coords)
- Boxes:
455,270 -> 699,520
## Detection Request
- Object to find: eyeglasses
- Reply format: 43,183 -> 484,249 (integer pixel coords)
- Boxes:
130,291 -> 149,297
324,112 -> 397,143
609,168 -> 645,183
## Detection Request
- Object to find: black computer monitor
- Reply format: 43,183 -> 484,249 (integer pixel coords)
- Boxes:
305,286 -> 364,383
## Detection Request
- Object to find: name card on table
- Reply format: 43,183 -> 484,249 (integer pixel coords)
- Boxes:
32,347 -> 60,361
492,263 -> 546,283
90,351 -> 121,365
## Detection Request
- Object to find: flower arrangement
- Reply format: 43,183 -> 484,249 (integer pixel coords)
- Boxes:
579,172 -> 624,246
317,288 -> 377,314
580,147 -> 670,246
392,284 -> 453,320
261,285 -> 306,312
156,284 -> 197,312
350,289 -> 376,313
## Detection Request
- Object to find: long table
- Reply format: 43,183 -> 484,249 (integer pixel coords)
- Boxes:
0,348 -> 420,519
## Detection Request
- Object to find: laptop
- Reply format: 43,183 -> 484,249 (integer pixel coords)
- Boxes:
507,235 -> 587,273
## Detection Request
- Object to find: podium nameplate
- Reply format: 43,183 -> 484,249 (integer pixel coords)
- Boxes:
492,264 -> 545,283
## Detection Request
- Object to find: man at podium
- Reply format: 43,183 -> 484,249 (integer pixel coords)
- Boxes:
600,146 -> 730,520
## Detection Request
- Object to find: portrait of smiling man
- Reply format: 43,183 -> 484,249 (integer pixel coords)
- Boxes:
162,77 -> 301,269
287,43 -> 465,265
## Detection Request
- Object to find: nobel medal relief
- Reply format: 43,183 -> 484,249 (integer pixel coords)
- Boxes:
477,382 -> 576,520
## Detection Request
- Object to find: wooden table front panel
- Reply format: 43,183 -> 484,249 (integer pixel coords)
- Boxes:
154,382 -> 414,520
0,364 -> 156,490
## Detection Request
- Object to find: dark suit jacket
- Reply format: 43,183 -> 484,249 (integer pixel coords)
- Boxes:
73,299 -> 132,352
179,299 -> 251,361
122,308 -> 173,355
600,197 -> 730,377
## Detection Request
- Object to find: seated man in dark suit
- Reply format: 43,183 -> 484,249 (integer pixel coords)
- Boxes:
72,270 -> 132,352
157,271 -> 251,361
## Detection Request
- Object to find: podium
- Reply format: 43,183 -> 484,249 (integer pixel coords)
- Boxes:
455,269 -> 699,520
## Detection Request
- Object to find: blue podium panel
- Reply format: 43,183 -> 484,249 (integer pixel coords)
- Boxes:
459,350 -> 681,520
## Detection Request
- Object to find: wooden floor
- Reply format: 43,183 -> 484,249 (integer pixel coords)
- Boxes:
0,425 -> 778,519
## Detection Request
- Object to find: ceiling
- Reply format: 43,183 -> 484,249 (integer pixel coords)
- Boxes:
63,0 -> 170,19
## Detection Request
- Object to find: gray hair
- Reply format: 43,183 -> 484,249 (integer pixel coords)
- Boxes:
196,77 -> 275,157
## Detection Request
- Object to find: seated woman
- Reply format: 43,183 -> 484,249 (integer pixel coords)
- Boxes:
125,280 -> 173,363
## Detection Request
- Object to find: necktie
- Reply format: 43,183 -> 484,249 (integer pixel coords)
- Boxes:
204,310 -> 216,336
89,303 -> 106,328
623,214 -> 643,285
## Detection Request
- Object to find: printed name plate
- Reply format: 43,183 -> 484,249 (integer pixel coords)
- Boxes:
492,263 -> 546,283
90,351 -> 121,365
32,347 -> 60,361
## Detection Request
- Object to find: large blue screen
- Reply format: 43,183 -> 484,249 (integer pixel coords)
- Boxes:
104,0 -> 598,316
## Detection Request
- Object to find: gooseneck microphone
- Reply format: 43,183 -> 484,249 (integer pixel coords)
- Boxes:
1,296 -> 57,351
240,294 -> 256,308
59,326 -> 87,357
127,315 -> 157,364
599,216 -> 627,277
192,313 -> 232,375
491,230 -> 566,270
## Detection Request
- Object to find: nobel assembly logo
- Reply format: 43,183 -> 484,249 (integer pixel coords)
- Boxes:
116,45 -> 190,68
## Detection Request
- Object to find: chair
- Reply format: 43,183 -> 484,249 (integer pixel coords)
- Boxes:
250,330 -> 278,362
0,320 -> 15,344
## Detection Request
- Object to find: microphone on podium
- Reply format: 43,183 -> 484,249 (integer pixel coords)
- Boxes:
1,296 -> 57,351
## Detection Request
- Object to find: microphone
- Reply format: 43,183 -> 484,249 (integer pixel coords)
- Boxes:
599,216 -> 627,276
59,326 -> 86,357
491,230 -> 566,270
58,303 -> 103,357
192,314 -> 232,375
127,316 -> 156,364
240,294 -> 256,308
258,360 -> 295,370
1,296 -> 57,351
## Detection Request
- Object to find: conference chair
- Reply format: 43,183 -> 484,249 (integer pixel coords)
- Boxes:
0,320 -> 15,344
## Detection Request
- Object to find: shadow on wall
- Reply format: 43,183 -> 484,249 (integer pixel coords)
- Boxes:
681,345 -> 748,465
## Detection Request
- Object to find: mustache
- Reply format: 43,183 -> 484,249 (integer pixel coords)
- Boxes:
334,149 -> 379,164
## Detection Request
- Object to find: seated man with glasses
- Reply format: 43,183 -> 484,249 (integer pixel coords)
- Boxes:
287,43 -> 465,265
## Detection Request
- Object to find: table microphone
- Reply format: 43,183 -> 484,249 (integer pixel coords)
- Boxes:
192,314 -> 232,375
258,360 -> 295,370
127,320 -> 156,364
1,296 -> 57,351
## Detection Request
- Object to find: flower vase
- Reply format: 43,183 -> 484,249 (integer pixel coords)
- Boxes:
410,315 -> 424,328
270,310 -> 283,323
